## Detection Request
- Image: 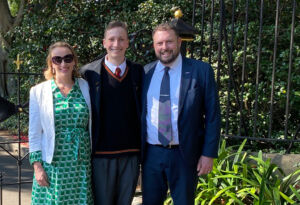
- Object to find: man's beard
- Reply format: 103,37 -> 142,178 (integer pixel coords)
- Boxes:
156,49 -> 180,65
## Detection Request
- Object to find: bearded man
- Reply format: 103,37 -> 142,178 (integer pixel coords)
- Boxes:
141,22 -> 221,205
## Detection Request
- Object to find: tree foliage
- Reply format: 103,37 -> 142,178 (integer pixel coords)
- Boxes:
1,0 -> 299,152
0,0 -> 25,96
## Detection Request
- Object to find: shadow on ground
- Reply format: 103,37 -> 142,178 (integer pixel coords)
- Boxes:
0,150 -> 33,205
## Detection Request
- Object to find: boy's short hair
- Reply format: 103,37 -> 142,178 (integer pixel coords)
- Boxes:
104,21 -> 128,38
152,22 -> 179,37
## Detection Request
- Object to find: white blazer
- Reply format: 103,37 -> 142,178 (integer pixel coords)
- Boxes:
28,78 -> 92,164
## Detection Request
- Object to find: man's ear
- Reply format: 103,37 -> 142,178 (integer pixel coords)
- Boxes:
126,38 -> 129,49
178,37 -> 182,47
102,39 -> 106,48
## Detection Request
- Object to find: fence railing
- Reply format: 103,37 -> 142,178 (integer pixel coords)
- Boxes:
187,0 -> 299,151
0,0 -> 299,204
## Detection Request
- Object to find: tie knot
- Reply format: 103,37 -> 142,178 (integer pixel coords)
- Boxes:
115,67 -> 121,78
164,67 -> 170,72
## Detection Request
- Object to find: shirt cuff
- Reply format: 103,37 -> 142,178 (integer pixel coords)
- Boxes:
29,151 -> 43,165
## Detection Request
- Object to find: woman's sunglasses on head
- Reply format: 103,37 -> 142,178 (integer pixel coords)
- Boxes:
52,54 -> 74,65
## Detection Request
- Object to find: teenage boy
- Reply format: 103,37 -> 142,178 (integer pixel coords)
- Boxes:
80,21 -> 143,205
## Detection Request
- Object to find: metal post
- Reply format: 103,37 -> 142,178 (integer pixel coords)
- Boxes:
200,0 -> 205,60
208,0 -> 215,64
17,61 -> 22,205
253,0 -> 264,138
0,172 -> 2,205
284,0 -> 296,139
216,0 -> 223,91
191,0 -> 196,59
226,0 -> 237,135
239,0 -> 248,136
268,0 -> 280,138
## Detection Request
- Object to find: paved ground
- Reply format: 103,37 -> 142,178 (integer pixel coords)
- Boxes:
0,149 -> 32,205
0,131 -> 142,205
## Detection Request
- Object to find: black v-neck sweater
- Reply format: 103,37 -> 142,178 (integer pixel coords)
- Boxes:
94,64 -> 140,158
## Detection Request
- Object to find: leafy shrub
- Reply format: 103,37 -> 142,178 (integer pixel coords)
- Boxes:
2,1 -> 299,152
164,139 -> 300,205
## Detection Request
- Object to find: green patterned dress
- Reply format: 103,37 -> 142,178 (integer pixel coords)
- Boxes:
30,79 -> 93,205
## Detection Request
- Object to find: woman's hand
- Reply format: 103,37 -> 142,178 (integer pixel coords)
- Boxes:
33,162 -> 49,187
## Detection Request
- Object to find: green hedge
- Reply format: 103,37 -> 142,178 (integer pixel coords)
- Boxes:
2,0 -> 299,152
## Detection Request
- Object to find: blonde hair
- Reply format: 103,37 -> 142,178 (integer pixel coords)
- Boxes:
44,41 -> 80,80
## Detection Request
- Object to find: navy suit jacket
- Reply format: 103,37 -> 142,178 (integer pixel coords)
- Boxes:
80,56 -> 144,153
141,57 -> 221,166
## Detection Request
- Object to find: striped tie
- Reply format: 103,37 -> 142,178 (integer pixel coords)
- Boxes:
158,67 -> 172,146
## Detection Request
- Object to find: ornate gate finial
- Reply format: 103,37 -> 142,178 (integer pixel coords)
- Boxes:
14,54 -> 23,70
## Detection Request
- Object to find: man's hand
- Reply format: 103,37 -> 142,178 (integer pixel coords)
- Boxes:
197,156 -> 214,176
33,162 -> 49,187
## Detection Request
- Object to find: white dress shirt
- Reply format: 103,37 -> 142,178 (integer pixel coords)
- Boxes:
105,55 -> 126,77
146,54 -> 182,145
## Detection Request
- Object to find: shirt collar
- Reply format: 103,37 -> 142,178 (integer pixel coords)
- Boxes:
51,78 -> 78,92
157,54 -> 182,72
104,55 -> 127,74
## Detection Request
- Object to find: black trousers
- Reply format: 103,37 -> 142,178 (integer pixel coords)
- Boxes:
92,155 -> 139,205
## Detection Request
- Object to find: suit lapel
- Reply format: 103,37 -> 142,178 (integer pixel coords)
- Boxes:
142,63 -> 156,106
95,58 -> 103,116
93,58 -> 103,76
127,61 -> 142,117
178,58 -> 192,116
89,57 -> 103,90
141,63 -> 156,142
127,60 -> 138,97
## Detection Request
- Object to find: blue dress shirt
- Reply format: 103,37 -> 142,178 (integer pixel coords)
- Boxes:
146,54 -> 182,145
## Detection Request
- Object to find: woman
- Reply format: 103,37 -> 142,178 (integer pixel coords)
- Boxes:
29,42 -> 93,204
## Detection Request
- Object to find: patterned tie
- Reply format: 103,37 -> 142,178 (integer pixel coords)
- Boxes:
115,67 -> 121,78
158,67 -> 172,146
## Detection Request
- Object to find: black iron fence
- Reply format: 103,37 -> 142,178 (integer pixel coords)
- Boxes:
187,0 -> 299,151
0,0 -> 299,204
0,69 -> 41,205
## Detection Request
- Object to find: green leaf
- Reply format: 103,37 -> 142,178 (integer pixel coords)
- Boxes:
252,170 -> 262,184
233,164 -> 239,174
242,164 -> 248,186
289,185 -> 300,201
200,200 -> 207,205
233,139 -> 247,165
258,174 -> 266,205
272,187 -> 281,205
249,156 -> 267,168
279,191 -> 295,204
238,188 -> 259,200
214,175 -> 255,186
265,163 -> 279,180
225,192 -> 244,205
208,186 -> 235,205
